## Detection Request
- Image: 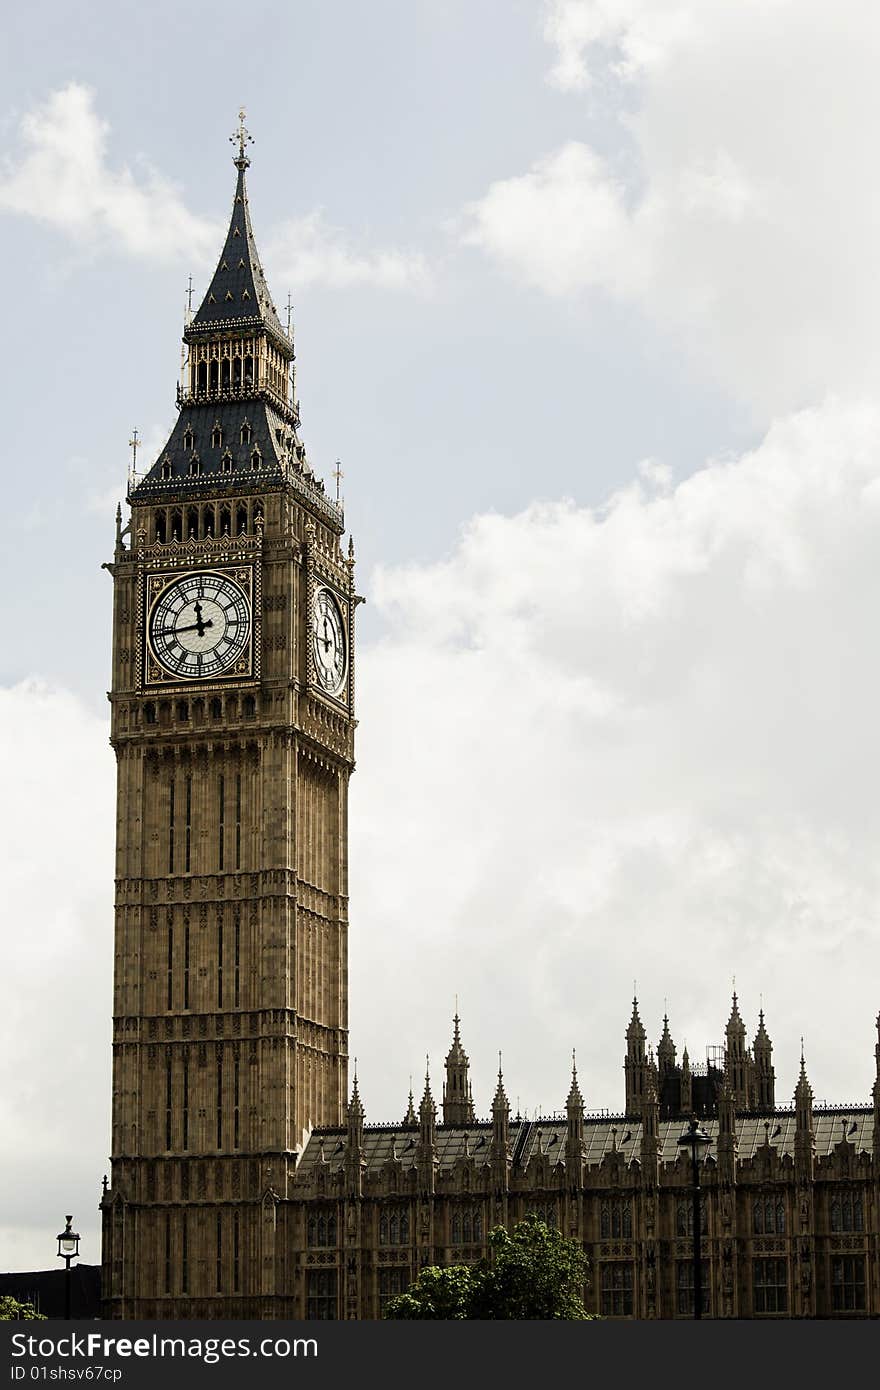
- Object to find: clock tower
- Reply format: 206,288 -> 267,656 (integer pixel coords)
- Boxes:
101,122 -> 357,1318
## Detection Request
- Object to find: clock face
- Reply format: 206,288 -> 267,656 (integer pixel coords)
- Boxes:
148,571 -> 251,680
312,588 -> 347,696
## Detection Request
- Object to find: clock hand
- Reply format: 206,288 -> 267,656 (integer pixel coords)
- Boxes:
322,616 -> 331,651
160,620 -> 215,636
194,600 -> 205,637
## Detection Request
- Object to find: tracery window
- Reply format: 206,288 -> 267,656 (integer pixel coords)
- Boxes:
831,1255 -> 866,1312
212,426 -> 223,448
378,1267 -> 410,1314
600,1263 -> 633,1317
306,1207 -> 337,1248
675,1197 -> 707,1237
524,1201 -> 557,1229
752,1195 -> 785,1235
830,1190 -> 864,1233
379,1205 -> 410,1246
450,1205 -> 484,1245
753,1258 -> 788,1314
676,1260 -> 710,1316
240,421 -> 252,445
600,1198 -> 632,1240
306,1270 -> 337,1319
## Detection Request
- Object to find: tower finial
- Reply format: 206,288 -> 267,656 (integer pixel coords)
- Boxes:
230,107 -> 253,169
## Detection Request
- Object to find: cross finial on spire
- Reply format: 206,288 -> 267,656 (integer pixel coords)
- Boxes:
286,292 -> 293,337
230,107 -> 253,169
333,460 -> 344,504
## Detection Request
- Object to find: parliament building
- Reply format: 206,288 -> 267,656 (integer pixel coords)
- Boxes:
100,130 -> 880,1320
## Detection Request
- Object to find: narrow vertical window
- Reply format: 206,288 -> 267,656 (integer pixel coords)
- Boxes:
234,919 -> 241,1008
217,918 -> 224,1008
164,1214 -> 172,1293
181,1212 -> 188,1294
165,1055 -> 173,1150
182,1051 -> 189,1150
166,926 -> 173,1010
183,923 -> 190,1010
218,774 -> 225,871
233,1211 -> 240,1292
216,1052 -> 223,1150
235,773 -> 242,869
185,774 -> 192,873
233,1056 -> 240,1150
168,779 -> 175,874
216,1212 -> 223,1293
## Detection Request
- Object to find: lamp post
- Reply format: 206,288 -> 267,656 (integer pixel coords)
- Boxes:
56,1216 -> 80,1320
678,1118 -> 712,1319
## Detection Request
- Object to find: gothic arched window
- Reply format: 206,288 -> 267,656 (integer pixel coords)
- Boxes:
752,1195 -> 785,1236
831,1190 -> 864,1233
240,421 -> 252,445
212,425 -> 223,448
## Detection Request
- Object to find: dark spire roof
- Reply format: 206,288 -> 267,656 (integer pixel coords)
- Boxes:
189,153 -> 287,348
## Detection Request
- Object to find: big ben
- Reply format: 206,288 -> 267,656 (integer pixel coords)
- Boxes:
100,120 -> 356,1318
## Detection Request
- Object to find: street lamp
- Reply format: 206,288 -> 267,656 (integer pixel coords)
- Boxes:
678,1118 -> 712,1319
56,1216 -> 80,1320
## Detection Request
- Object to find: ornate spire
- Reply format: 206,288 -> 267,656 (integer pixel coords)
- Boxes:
402,1083 -> 417,1129
626,994 -> 646,1043
566,1050 -> 584,1109
624,995 -> 648,1114
443,1009 -> 475,1124
657,1012 -> 676,1074
190,125 -> 286,343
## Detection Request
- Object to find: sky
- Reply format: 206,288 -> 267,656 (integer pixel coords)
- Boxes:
2,0 -> 880,1271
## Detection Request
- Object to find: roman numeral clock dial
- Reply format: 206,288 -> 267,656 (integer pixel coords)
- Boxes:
147,570 -> 252,681
312,587 -> 347,697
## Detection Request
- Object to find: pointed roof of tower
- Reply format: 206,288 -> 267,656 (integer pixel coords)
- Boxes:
657,1012 -> 676,1063
189,117 -> 287,346
420,1061 -> 435,1116
445,1010 -> 468,1066
753,1007 -> 772,1052
348,1065 -> 364,1119
626,995 -> 646,1041
402,1086 -> 417,1128
795,1041 -> 813,1105
726,990 -> 746,1034
566,1051 -> 584,1108
492,1057 -> 509,1111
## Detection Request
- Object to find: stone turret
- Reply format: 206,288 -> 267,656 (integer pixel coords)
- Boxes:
624,996 -> 648,1114
724,992 -> 750,1108
490,1060 -> 511,1189
417,1066 -> 437,1194
752,1008 -> 775,1111
442,1013 -> 475,1124
716,1073 -> 738,1181
794,1045 -> 815,1179
565,1053 -> 586,1179
657,1013 -> 676,1078
680,1045 -> 692,1114
344,1072 -> 366,1197
639,1057 -> 661,1185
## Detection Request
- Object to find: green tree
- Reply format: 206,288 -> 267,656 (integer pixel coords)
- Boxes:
0,1295 -> 46,1320
381,1264 -> 477,1319
384,1216 -> 594,1320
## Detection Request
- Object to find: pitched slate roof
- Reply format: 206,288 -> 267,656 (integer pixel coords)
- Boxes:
294,1107 -> 875,1180
190,163 -> 287,346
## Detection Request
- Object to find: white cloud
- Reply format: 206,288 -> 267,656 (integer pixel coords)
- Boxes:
0,85 -> 430,295
463,2 -> 880,415
7,402 -> 880,1266
349,397 -> 880,1124
0,84 -> 221,264
266,210 -> 430,292
0,681 -> 114,1272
